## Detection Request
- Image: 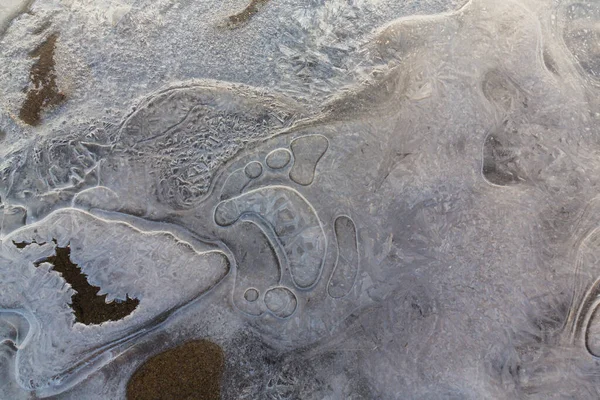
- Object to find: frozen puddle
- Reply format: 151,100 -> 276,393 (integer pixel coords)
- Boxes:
2,0 -> 600,398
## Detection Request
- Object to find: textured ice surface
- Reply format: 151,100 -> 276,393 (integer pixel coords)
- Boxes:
0,0 -> 32,36
3,0 -> 600,398
1,208 -> 228,395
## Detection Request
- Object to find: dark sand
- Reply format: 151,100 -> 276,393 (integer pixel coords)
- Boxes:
127,340 -> 225,400
19,33 -> 65,126
33,242 -> 139,325
228,0 -> 270,28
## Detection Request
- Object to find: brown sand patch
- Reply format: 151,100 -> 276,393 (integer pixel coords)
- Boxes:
227,0 -> 270,28
127,340 -> 225,400
33,242 -> 139,325
19,33 -> 65,126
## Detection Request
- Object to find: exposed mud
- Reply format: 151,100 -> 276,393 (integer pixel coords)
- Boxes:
227,0 -> 270,28
127,340 -> 224,400
19,33 -> 65,126
34,242 -> 139,325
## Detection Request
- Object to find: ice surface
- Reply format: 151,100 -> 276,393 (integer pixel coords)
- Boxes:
0,0 -> 32,36
1,208 -> 229,395
2,0 -> 600,398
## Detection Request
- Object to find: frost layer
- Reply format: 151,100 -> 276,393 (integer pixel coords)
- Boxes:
2,0 -> 600,399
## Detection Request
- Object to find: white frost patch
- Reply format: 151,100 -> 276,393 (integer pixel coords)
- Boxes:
0,0 -> 32,34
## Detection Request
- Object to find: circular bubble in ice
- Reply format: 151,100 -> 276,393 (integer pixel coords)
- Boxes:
244,288 -> 259,302
266,148 -> 292,169
264,287 -> 297,318
244,161 -> 263,179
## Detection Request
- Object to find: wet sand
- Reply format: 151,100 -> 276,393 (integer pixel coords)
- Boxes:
227,0 -> 270,28
19,33 -> 65,126
127,340 -> 225,400
33,242 -> 139,325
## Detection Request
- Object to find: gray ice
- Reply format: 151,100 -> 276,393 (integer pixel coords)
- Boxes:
2,0 -> 600,398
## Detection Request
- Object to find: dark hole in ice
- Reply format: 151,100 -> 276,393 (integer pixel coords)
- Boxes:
543,49 -> 559,75
33,241 -> 139,325
18,33 -> 66,126
482,133 -> 523,186
227,0 -> 270,28
126,340 -> 224,400
12,241 -> 30,249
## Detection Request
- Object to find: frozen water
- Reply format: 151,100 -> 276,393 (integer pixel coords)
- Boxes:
2,0 -> 600,398
0,0 -> 32,36
1,208 -> 228,395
